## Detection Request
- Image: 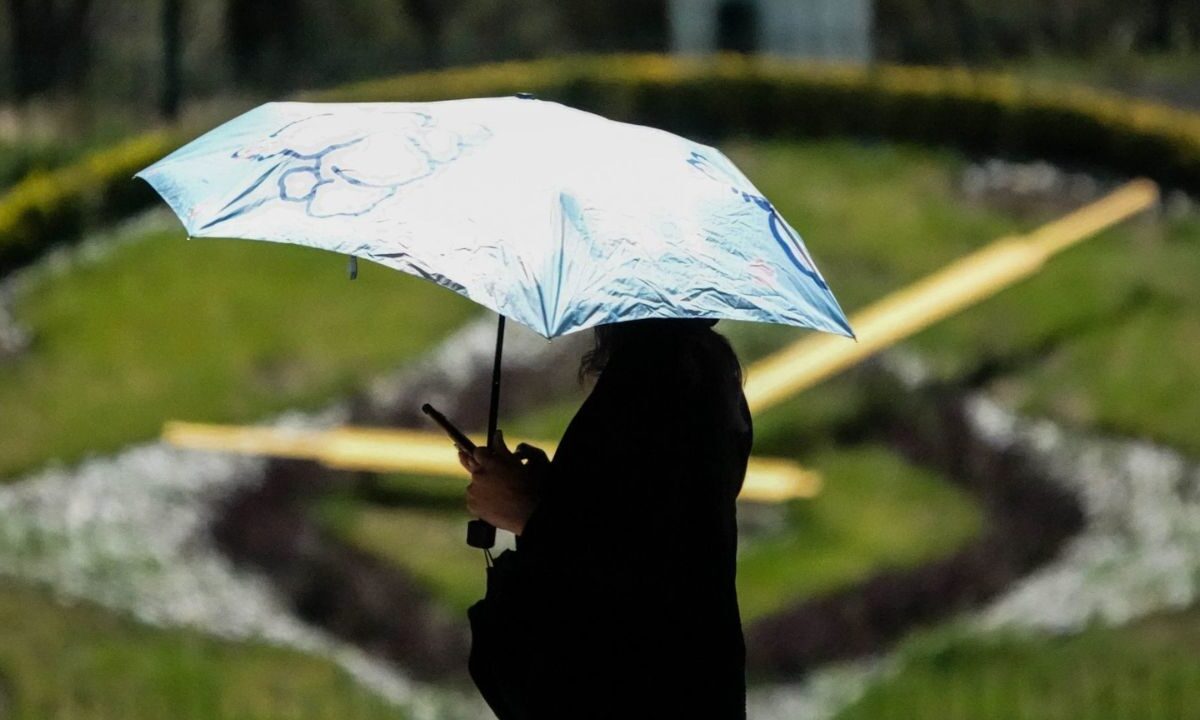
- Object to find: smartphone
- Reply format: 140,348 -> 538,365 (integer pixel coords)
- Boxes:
423,404 -> 494,548
421,403 -> 477,453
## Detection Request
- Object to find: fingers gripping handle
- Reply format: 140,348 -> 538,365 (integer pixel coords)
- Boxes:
466,426 -> 502,549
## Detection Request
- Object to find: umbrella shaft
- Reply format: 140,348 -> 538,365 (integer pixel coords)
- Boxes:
468,314 -> 506,551
487,314 -> 505,448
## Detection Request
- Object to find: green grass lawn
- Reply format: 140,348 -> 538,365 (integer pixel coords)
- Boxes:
722,139 -> 1200,454
0,583 -> 406,720
837,607 -> 1200,720
322,498 -> 488,617
976,215 -> 1200,452
733,444 -> 980,621
0,227 -> 479,480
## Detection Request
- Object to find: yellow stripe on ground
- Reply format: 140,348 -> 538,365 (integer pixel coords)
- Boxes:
742,179 -> 1159,414
162,421 -> 820,502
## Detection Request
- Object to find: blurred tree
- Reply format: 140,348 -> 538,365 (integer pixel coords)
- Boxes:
6,0 -> 94,100
398,0 -> 459,68
226,0 -> 304,87
559,0 -> 668,53
716,1 -> 756,54
874,0 -> 1198,63
160,0 -> 181,119
440,0 -> 665,68
1145,0 -> 1198,50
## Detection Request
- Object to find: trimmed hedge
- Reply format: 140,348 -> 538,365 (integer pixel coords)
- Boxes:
0,142 -> 80,190
0,131 -> 177,275
4,54 -> 1200,276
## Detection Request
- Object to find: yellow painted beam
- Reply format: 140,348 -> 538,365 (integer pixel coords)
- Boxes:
163,421 -> 820,502
742,179 -> 1159,414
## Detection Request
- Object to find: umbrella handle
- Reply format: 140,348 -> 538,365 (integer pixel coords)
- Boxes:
467,519 -> 496,549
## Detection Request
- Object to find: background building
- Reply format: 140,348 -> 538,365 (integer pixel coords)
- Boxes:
668,0 -> 873,62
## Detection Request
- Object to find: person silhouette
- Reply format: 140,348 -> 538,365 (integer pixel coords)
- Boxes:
460,317 -> 751,720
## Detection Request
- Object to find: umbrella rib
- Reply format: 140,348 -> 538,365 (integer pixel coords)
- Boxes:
547,196 -> 571,336
199,197 -> 272,232
212,160 -> 284,212
375,252 -> 469,297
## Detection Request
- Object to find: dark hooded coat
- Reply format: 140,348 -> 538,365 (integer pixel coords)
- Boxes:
467,322 -> 752,719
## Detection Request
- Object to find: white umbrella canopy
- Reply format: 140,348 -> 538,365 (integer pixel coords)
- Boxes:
137,95 -> 853,340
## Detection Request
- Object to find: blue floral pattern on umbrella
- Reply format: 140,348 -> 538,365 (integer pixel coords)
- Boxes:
202,110 -> 491,229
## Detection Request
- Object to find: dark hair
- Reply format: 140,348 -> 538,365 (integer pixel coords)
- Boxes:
577,317 -> 743,388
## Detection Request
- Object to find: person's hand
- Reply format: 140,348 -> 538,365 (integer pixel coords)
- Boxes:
460,430 -> 548,536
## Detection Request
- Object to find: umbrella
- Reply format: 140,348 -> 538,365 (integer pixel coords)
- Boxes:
136,93 -> 855,549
